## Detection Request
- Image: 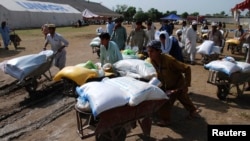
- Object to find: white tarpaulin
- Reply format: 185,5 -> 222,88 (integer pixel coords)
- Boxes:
82,9 -> 99,18
0,0 -> 82,29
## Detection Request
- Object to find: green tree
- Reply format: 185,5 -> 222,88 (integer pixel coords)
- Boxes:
181,12 -> 189,19
220,11 -> 225,16
147,8 -> 162,21
115,4 -> 128,14
134,9 -> 148,22
124,6 -> 136,23
190,12 -> 199,16
163,11 -> 171,16
169,11 -> 177,15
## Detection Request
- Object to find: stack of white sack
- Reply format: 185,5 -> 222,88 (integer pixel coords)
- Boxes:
89,36 -> 100,47
102,77 -> 168,106
76,81 -> 129,117
0,51 -> 51,81
113,59 -> 157,80
196,40 -> 222,55
75,76 -> 168,117
204,56 -> 250,75
235,61 -> 250,73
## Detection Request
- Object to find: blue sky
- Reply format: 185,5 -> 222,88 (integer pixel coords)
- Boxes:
89,0 -> 247,15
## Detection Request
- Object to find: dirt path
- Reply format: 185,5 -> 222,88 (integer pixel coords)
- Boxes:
0,24 -> 250,141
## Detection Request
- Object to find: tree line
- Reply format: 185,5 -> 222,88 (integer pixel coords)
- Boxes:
113,4 -> 249,23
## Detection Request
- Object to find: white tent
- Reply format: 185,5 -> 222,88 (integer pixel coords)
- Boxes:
0,0 -> 82,29
82,9 -> 100,18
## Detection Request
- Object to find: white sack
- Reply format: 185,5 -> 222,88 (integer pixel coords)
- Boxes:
39,50 -> 54,59
204,60 -> 241,75
90,41 -> 100,47
102,77 -> 168,106
76,97 -> 91,112
4,54 -> 47,80
196,40 -> 214,55
236,61 -> 250,73
222,56 -> 236,63
76,82 -> 129,117
92,37 -> 101,42
211,46 -> 222,54
113,59 -> 157,80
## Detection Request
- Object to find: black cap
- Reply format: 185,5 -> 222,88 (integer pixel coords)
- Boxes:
147,40 -> 161,50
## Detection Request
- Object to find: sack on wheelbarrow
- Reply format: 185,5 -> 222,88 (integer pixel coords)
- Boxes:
1,54 -> 47,81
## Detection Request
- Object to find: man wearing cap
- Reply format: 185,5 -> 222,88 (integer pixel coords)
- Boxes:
99,32 -> 123,66
181,21 -> 188,45
146,40 -> 200,126
185,20 -> 198,65
106,17 -> 115,36
43,24 -> 69,70
110,17 -> 127,50
208,22 -> 223,47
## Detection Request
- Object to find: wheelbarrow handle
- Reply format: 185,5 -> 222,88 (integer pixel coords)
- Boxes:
43,46 -> 65,55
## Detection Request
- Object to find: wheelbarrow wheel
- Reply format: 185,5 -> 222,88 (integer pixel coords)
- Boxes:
201,55 -> 209,64
216,85 -> 229,100
95,127 -> 127,141
229,44 -> 235,54
62,78 -> 77,98
25,79 -> 38,94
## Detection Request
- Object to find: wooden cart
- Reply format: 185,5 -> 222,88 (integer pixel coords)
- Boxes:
75,99 -> 166,141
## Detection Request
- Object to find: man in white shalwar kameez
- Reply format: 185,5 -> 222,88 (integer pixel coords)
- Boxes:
185,21 -> 197,65
44,24 -> 69,70
181,21 -> 188,45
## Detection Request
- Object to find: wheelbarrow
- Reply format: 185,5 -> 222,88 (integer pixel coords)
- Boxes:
75,99 -> 166,141
53,61 -> 116,98
225,38 -> 241,54
0,50 -> 55,95
9,30 -> 21,50
207,69 -> 250,100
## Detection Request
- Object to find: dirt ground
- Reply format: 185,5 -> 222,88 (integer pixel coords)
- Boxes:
0,23 -> 250,141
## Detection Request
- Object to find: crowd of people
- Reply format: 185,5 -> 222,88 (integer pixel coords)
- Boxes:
98,17 -> 202,126
99,17 -> 250,126
5,17 -> 250,128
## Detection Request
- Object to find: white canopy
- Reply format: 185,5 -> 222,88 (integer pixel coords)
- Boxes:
82,9 -> 100,18
0,0 -> 82,29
